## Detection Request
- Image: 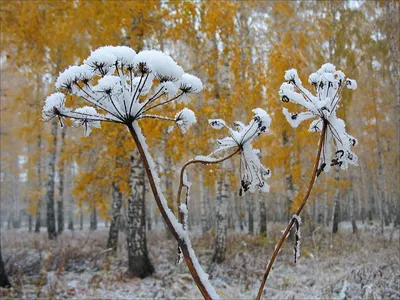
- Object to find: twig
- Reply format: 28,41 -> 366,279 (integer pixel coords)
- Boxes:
91,248 -> 113,261
176,149 -> 240,222
256,120 -> 327,300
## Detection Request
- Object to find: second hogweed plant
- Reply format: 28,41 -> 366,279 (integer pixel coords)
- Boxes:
257,63 -> 358,299
42,45 -> 357,299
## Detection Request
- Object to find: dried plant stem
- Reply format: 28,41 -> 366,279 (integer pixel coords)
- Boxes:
176,149 -> 240,222
127,123 -> 216,300
256,120 -> 327,300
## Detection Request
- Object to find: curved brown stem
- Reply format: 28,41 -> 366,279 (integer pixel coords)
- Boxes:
127,123 -> 218,300
176,149 -> 240,222
256,120 -> 327,300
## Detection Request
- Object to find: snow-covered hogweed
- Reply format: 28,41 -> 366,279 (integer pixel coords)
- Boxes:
207,108 -> 272,196
42,46 -> 223,300
42,45 -> 202,134
257,64 -> 359,300
279,63 -> 358,175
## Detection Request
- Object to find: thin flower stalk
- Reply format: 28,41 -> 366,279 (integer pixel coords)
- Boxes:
127,122 -> 218,300
256,120 -> 327,300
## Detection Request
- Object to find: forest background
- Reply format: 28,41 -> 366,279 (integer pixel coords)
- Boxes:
0,1 -> 399,292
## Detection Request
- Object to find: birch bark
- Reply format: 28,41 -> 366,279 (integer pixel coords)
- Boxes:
46,119 -> 58,240
126,150 -> 154,278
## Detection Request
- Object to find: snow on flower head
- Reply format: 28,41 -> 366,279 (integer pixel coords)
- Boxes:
253,108 -> 271,133
44,45 -> 204,135
55,65 -> 93,91
176,108 -> 196,133
42,92 -> 66,121
73,106 -> 101,136
279,63 -> 358,174
320,63 -> 336,73
179,73 -> 203,94
209,119 -> 226,130
134,50 -> 184,81
84,47 -> 117,76
284,69 -> 302,86
92,75 -> 122,96
207,108 -> 271,196
107,46 -> 136,68
346,79 -> 357,90
160,81 -> 179,99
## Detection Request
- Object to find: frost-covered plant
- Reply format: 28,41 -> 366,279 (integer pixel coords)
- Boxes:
279,63 -> 358,175
43,46 -> 201,134
207,108 -> 272,196
177,109 -> 272,227
42,46 -> 219,299
257,63 -> 358,300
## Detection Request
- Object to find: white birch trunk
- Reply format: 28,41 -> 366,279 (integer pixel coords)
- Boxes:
46,119 -> 58,240
199,173 -> 208,235
212,175 -> 229,263
57,128 -> 66,234
126,150 -> 154,278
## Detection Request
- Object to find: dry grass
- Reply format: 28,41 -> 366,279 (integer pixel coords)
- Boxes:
1,223 -> 399,299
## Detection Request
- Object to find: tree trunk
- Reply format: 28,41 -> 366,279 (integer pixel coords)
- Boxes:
107,181 -> 123,251
46,120 -> 58,240
212,175 -> 229,263
90,207 -> 97,231
350,175 -> 358,234
28,215 -> 32,232
80,210 -> 83,230
126,150 -> 154,278
57,128 -> 66,234
235,192 -> 244,232
332,170 -> 340,234
68,209 -> 74,231
371,66 -> 390,232
351,202 -> 358,234
247,193 -> 254,235
199,174 -> 208,235
385,1 -> 400,227
0,241 -> 11,288
35,133 -> 42,233
259,195 -> 267,237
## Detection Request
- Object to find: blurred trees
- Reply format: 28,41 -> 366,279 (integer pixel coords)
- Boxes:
0,0 -> 398,262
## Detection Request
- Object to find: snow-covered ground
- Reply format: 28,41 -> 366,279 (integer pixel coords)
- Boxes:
1,221 -> 399,299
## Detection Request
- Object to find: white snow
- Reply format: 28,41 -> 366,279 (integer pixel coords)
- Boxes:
194,155 -> 220,162
282,108 -> 314,128
84,47 -> 117,75
346,79 -> 357,90
42,92 -> 66,120
179,73 -> 203,94
73,106 -> 101,136
106,45 -> 136,67
55,65 -> 94,91
92,75 -> 122,95
209,119 -> 226,130
175,108 -> 197,134
160,81 -> 179,99
134,50 -> 184,81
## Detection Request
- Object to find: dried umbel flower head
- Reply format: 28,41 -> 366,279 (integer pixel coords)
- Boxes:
43,45 -> 202,136
208,108 -> 272,196
279,63 -> 358,174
